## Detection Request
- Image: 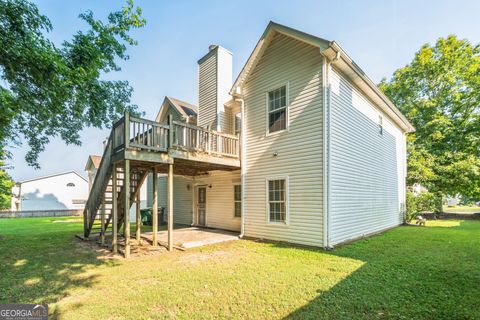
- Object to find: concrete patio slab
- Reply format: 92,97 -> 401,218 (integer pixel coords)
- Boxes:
143,227 -> 239,249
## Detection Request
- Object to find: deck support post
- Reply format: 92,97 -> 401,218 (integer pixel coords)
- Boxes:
136,194 -> 141,242
124,159 -> 131,258
100,196 -> 106,246
112,163 -> 118,253
167,162 -> 173,251
85,208 -> 89,237
152,167 -> 158,247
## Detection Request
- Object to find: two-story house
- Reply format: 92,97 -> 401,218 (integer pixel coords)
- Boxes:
82,22 -> 414,257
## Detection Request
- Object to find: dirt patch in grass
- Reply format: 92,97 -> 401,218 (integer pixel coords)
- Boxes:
0,235 -> 5,241
178,250 -> 232,264
75,235 -> 170,260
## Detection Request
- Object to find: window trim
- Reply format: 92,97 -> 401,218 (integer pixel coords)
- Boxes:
265,83 -> 289,136
265,175 -> 289,225
233,184 -> 242,218
233,112 -> 242,136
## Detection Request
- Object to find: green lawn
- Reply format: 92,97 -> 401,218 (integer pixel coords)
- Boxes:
443,205 -> 480,213
0,217 -> 479,319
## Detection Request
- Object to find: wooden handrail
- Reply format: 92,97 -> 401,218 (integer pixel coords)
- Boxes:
84,130 -> 114,237
131,115 -> 169,128
109,113 -> 240,158
84,113 -> 240,237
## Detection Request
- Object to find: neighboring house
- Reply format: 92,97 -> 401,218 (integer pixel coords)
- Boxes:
11,171 -> 88,211
85,155 -> 102,191
84,22 -> 414,251
411,183 -> 428,196
447,198 -> 459,207
156,96 -> 198,125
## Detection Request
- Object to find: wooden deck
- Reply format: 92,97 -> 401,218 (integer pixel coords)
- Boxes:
83,112 -> 241,257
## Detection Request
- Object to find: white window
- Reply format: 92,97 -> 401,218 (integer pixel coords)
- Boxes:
234,113 -> 242,136
234,185 -> 241,217
267,85 -> 287,133
267,178 -> 288,223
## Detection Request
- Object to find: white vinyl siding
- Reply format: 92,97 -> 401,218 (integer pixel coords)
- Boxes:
16,172 -> 88,211
194,171 -> 241,232
223,107 -> 234,134
198,51 -> 218,129
243,33 -> 324,247
328,68 -> 406,246
162,106 -> 182,124
216,47 -> 233,133
146,175 -> 193,225
198,46 -> 232,133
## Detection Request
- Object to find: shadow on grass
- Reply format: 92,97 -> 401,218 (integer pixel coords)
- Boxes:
0,217 -> 120,313
280,221 -> 480,319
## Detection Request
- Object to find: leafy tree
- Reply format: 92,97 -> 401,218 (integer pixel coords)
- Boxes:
0,0 -> 146,168
0,159 -> 14,210
380,36 -> 480,211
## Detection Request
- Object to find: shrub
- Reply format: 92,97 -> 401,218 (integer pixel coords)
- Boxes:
406,191 -> 418,222
416,192 -> 438,213
405,191 -> 439,222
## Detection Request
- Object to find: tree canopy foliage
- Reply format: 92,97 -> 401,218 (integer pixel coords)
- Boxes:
0,0 -> 145,167
380,35 -> 480,199
0,159 -> 14,209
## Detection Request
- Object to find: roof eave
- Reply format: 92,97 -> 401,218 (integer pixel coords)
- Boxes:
323,42 -> 415,133
230,21 -> 414,133
230,21 -> 331,95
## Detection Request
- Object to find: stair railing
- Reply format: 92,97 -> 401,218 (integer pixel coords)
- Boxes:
84,112 -> 240,237
83,121 -> 117,237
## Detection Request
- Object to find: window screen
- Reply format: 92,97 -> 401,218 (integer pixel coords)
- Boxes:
268,179 -> 286,222
268,86 -> 287,133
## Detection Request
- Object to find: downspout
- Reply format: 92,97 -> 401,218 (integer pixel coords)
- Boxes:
322,56 -> 330,249
234,96 -> 246,238
322,50 -> 340,250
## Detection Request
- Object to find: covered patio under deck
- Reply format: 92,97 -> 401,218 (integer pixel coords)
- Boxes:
106,154 -> 240,257
83,112 -> 240,258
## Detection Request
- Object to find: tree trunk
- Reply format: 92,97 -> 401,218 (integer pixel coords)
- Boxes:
434,192 -> 443,220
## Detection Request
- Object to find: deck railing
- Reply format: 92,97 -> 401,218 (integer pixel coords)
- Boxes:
111,113 -> 240,159
172,121 -> 240,158
129,116 -> 169,152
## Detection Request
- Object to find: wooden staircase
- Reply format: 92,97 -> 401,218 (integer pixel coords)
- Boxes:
82,112 -> 240,245
84,147 -> 148,239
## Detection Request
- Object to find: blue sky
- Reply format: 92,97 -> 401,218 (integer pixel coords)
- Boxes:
7,0 -> 480,181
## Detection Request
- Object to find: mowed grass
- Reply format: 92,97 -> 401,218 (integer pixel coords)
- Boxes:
0,217 -> 479,319
443,205 -> 480,213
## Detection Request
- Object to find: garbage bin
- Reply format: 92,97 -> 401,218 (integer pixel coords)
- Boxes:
140,208 -> 152,226
157,207 -> 166,226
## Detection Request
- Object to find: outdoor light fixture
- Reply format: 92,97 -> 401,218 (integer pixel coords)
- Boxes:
273,151 -> 279,157
186,184 -> 191,191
